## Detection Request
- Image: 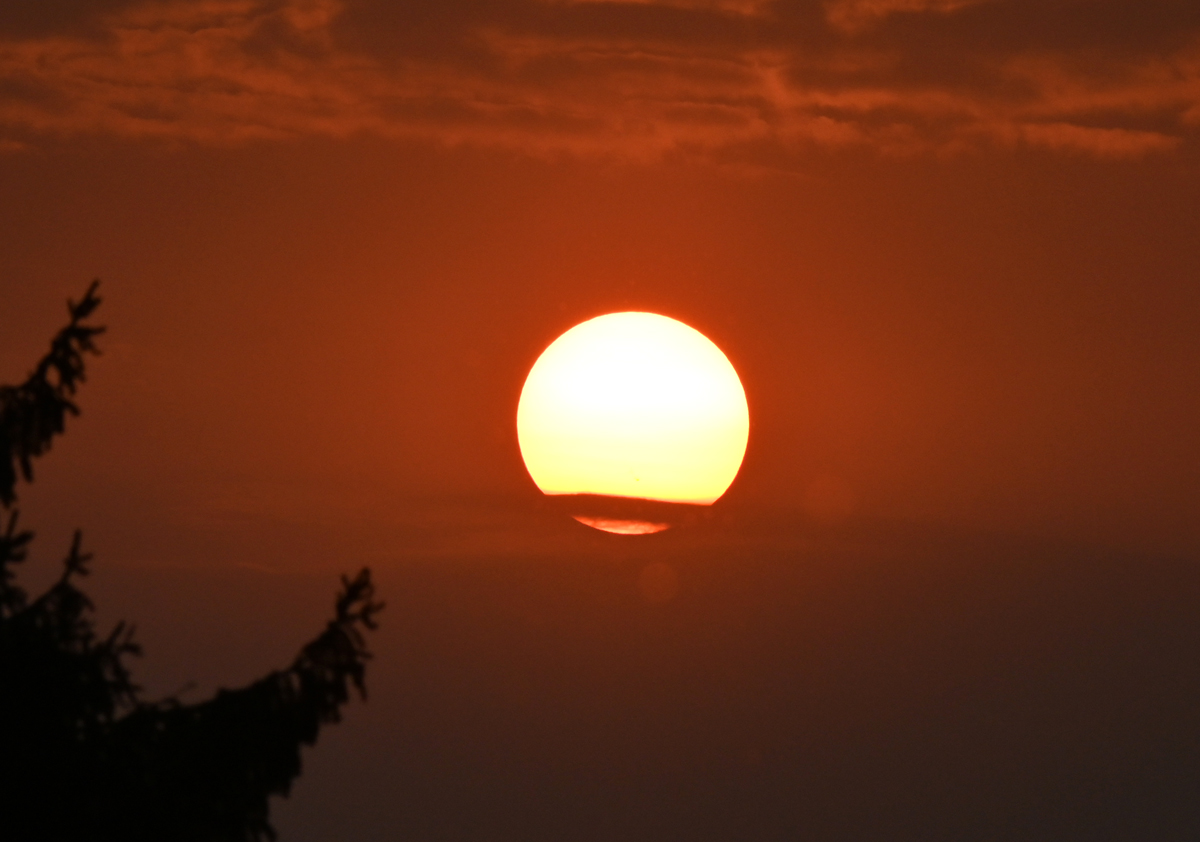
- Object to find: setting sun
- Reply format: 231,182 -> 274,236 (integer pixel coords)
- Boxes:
517,312 -> 749,531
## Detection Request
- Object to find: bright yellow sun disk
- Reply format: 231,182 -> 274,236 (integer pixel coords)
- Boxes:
517,312 -> 749,505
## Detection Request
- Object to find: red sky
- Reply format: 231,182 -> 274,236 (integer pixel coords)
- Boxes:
3,1 -> 1200,839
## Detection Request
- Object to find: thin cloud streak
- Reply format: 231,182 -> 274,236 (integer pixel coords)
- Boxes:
539,0 -> 775,16
1016,122 -> 1182,157
0,0 -> 1196,162
824,0 -> 992,33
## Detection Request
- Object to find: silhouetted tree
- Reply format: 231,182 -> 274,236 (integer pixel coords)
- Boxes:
0,283 -> 382,841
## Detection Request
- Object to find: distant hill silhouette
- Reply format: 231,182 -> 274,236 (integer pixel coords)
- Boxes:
0,282 -> 382,842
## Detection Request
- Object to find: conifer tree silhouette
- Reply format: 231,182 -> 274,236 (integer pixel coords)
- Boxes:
0,282 -> 383,841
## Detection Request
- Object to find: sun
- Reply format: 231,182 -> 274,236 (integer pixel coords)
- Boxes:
517,312 -> 749,533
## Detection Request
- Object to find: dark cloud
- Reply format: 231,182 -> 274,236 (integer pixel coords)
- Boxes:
823,0 -> 992,33
0,0 -> 1196,161
0,0 -> 136,37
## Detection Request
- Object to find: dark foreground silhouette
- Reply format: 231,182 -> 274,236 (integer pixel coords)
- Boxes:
0,283 -> 382,841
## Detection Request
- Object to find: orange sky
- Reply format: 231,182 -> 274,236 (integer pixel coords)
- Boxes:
4,137 -> 1197,558
3,2 -> 1200,839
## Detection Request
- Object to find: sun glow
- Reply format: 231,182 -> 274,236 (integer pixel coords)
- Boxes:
517,312 -> 749,522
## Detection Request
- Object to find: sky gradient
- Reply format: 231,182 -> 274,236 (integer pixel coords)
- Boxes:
2,1 -> 1199,839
